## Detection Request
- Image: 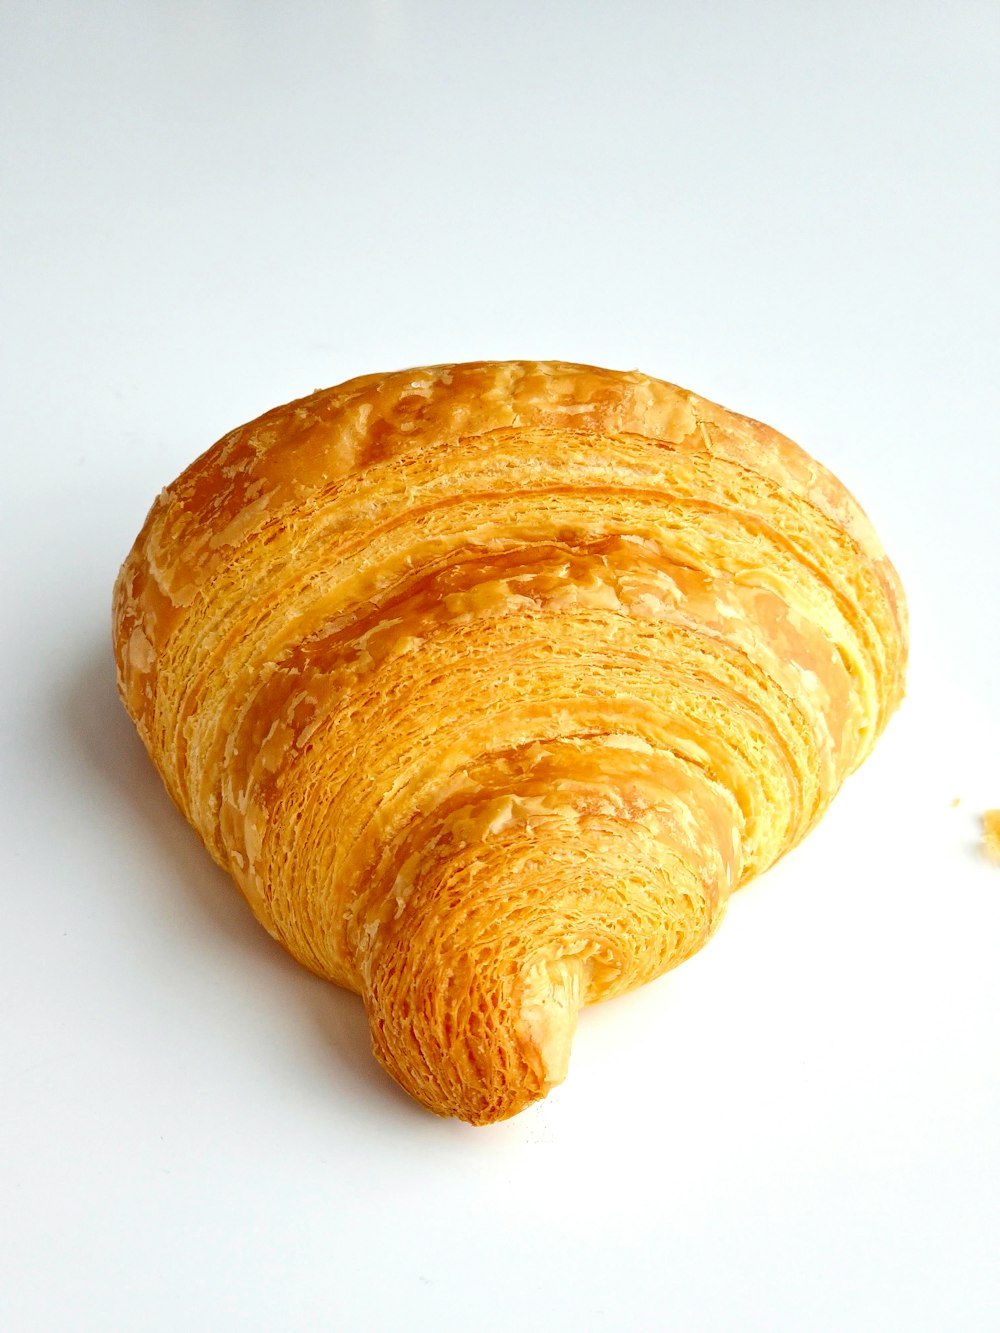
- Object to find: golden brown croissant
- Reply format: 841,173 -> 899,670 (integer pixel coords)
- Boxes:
113,361 -> 907,1124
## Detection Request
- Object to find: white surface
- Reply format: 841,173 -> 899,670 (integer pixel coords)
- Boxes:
2,2 -> 999,1329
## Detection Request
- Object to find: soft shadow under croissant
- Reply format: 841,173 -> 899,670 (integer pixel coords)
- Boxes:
112,361 -> 907,1124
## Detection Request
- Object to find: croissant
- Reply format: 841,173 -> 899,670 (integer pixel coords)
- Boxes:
113,360 -> 907,1124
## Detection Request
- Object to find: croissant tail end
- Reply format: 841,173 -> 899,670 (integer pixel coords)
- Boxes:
515,956 -> 585,1091
363,947 -> 587,1126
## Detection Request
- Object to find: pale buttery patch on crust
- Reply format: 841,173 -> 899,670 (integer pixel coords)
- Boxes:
984,811 -> 1000,865
112,360 -> 909,1125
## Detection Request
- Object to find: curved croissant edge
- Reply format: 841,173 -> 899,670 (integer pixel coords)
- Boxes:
112,360 -> 908,1124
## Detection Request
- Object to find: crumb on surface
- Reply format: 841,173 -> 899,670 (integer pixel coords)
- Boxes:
950,796 -> 961,807
984,810 -> 1000,865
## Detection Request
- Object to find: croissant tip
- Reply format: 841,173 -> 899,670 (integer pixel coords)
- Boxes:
454,957 -> 586,1126
516,956 -> 585,1090
364,951 -> 587,1126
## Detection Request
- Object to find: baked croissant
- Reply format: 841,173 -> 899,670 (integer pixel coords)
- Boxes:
113,361 -> 907,1124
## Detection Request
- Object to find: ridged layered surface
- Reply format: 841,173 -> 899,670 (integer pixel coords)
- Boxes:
113,361 -> 907,1123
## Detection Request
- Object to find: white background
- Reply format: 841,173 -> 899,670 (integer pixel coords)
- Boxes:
2,2 -> 999,1329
